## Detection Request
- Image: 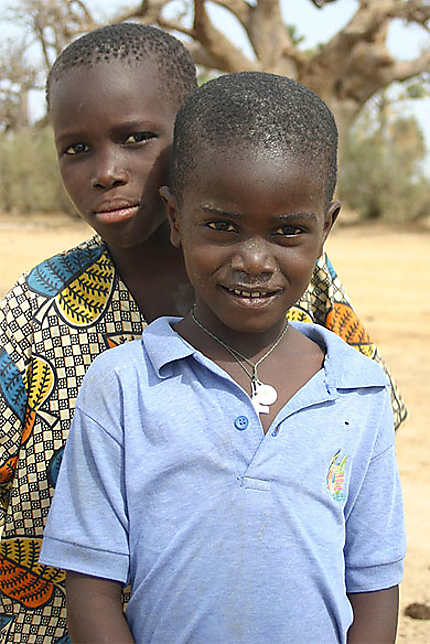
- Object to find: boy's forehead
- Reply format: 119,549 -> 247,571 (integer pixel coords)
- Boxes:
182,148 -> 327,211
51,59 -> 162,98
195,145 -> 326,188
49,60 -> 179,132
51,62 -> 182,125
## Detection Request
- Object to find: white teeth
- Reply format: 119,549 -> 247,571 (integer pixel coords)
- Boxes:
231,288 -> 265,298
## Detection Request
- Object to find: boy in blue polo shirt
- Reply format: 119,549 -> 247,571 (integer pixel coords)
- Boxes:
40,72 -> 405,643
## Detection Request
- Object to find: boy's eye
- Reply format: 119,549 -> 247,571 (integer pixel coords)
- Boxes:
124,132 -> 156,144
207,221 -> 236,233
274,225 -> 303,236
64,143 -> 89,155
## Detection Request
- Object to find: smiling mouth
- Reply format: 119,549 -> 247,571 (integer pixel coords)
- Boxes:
222,286 -> 280,299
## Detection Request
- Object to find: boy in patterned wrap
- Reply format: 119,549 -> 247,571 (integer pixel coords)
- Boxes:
40,72 -> 406,643
0,24 -> 405,644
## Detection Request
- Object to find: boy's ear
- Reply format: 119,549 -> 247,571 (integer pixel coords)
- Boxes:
159,186 -> 181,248
323,200 -> 341,240
318,200 -> 341,256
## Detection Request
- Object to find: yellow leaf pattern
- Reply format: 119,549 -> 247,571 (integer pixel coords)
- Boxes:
57,255 -> 114,325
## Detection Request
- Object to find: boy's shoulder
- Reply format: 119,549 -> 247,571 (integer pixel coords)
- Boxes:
86,316 -> 183,375
88,333 -> 144,372
2,235 -> 108,305
24,234 -> 110,297
290,321 -> 389,389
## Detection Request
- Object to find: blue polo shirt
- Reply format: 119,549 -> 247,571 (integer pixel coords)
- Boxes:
40,318 -> 405,643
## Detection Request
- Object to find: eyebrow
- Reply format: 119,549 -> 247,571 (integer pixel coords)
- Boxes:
201,205 -> 319,222
111,119 -> 158,132
201,205 -> 242,218
55,129 -> 86,144
56,120 -> 158,143
278,212 -> 319,222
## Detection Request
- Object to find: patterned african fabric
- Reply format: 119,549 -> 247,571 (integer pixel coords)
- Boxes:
0,235 -> 407,643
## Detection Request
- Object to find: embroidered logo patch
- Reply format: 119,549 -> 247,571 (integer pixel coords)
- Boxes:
326,449 -> 348,502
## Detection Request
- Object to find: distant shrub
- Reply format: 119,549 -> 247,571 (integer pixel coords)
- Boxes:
0,127 -> 74,215
338,112 -> 430,223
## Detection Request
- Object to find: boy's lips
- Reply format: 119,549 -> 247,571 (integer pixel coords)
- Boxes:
93,200 -> 141,224
220,284 -> 282,307
222,285 -> 281,299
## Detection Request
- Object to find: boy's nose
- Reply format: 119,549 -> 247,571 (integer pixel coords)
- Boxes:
91,155 -> 128,190
231,238 -> 276,277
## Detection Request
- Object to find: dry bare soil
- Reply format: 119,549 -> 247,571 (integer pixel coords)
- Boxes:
1,213 -> 429,642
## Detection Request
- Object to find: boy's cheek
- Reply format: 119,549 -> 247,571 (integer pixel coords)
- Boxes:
59,165 -> 84,198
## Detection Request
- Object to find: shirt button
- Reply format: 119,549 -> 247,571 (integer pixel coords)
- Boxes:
234,416 -> 249,431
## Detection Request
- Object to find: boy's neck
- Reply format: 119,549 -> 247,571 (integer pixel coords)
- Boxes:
106,221 -> 194,321
106,219 -> 172,274
176,311 -> 288,362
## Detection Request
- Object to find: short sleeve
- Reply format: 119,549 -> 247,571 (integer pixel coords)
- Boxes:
40,393 -> 130,583
344,390 -> 406,593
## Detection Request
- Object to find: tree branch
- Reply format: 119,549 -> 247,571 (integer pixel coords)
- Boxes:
112,0 -> 167,26
192,0 -> 255,71
71,0 -> 96,27
382,50 -> 430,84
246,0 -> 302,74
391,0 -> 430,27
350,0 -> 430,33
208,0 -> 252,29
187,40 -> 257,70
309,0 -> 339,7
156,18 -> 194,37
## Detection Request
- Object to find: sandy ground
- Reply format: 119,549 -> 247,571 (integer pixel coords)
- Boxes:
0,213 -> 429,641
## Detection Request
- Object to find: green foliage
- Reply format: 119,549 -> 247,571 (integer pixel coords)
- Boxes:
404,82 -> 428,100
397,76 -> 430,101
197,69 -> 219,86
338,106 -> 430,222
0,126 -> 74,215
286,24 -> 305,47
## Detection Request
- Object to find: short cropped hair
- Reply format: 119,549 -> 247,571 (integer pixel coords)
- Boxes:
171,72 -> 338,207
46,23 -> 197,109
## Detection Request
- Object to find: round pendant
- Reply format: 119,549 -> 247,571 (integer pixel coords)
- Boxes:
251,381 -> 277,406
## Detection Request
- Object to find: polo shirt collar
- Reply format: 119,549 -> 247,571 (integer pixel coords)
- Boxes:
143,317 -> 388,390
292,321 -> 389,389
142,316 -> 196,377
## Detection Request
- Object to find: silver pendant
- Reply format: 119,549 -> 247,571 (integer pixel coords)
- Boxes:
251,379 -> 277,415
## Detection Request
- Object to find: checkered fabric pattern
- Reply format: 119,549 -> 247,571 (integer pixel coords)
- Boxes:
0,237 -> 407,642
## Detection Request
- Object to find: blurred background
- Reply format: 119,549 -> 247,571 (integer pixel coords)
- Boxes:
1,0 -> 430,222
0,1 -> 429,641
